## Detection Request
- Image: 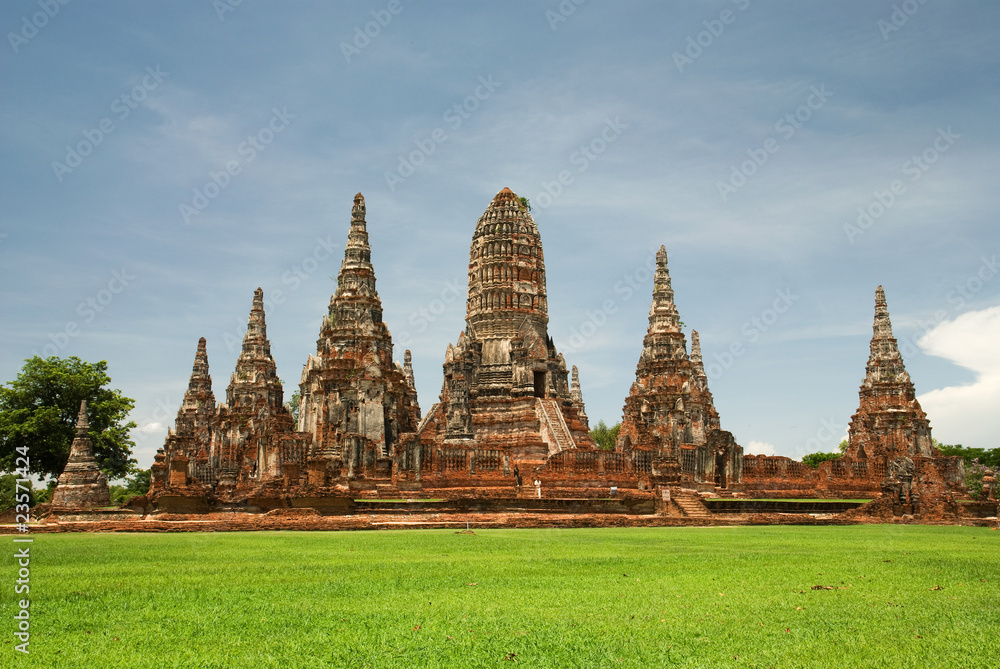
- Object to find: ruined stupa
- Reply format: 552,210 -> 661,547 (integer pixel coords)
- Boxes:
51,401 -> 111,507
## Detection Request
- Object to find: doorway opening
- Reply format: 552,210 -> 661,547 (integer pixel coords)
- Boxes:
533,371 -> 546,398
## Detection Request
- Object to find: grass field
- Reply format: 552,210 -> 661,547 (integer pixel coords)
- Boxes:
5,525 -> 999,668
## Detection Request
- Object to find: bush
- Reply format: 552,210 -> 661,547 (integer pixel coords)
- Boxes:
590,421 -> 620,450
802,452 -> 842,468
0,473 -> 36,512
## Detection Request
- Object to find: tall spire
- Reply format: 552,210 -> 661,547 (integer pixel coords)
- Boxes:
847,284 -> 934,461
240,288 -> 269,356
690,330 -> 708,387
570,365 -> 583,403
181,337 -> 216,412
403,350 -> 416,388
335,192 -> 379,304
75,399 -> 89,436
864,285 -> 909,386
228,287 -> 282,409
647,245 -> 681,335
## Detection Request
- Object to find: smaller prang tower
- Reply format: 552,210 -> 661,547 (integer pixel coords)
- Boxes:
297,193 -> 420,482
617,246 -> 742,489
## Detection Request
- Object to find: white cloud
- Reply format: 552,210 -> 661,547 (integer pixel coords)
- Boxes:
917,305 -> 1000,449
137,421 -> 166,434
745,440 -> 776,456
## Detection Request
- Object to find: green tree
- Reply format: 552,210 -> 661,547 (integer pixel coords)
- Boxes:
0,356 -> 137,479
288,390 -> 301,425
933,441 -> 1000,468
34,479 -> 57,504
519,196 -> 532,212
837,439 -> 848,453
0,473 -> 36,513
933,441 -> 1000,499
802,452 -> 842,468
590,420 -> 621,450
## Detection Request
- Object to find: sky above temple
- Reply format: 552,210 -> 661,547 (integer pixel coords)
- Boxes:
2,1 -> 998,473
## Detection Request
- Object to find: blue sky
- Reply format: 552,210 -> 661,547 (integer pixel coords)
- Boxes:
2,0 -> 998,473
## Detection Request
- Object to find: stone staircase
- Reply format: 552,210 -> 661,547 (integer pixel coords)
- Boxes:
672,490 -> 712,520
537,398 -> 576,456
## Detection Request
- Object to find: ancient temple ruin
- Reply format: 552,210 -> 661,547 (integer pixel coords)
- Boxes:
51,401 -> 111,508
617,246 -> 743,490
742,286 -> 965,514
138,189 -> 968,519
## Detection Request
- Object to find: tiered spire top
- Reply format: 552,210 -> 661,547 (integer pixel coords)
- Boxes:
67,400 -> 97,464
75,400 -> 89,436
570,365 -> 583,403
241,288 -> 269,350
403,350 -> 416,388
466,187 -> 549,337
647,245 -> 682,335
182,337 -> 216,413
187,337 -> 213,394
228,287 -> 282,408
690,330 -> 708,382
864,285 -> 909,386
334,192 -> 378,303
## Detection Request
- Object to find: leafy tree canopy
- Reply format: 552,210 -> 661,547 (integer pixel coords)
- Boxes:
0,356 -> 137,479
802,452 -> 842,468
0,473 -> 37,513
110,469 -> 151,505
933,441 -> 1000,469
591,420 -> 621,450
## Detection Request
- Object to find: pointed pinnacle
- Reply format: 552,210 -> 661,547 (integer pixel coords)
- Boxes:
875,285 -> 887,315
75,400 -> 89,435
690,330 -> 703,364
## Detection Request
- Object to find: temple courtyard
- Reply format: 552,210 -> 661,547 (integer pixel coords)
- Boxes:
24,525 -> 1000,668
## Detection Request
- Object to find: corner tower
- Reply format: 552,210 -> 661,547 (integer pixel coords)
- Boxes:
297,193 -> 420,480
846,286 -> 934,461
617,246 -> 742,489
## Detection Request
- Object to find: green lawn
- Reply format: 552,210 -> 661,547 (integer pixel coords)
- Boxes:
5,526 -> 999,668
